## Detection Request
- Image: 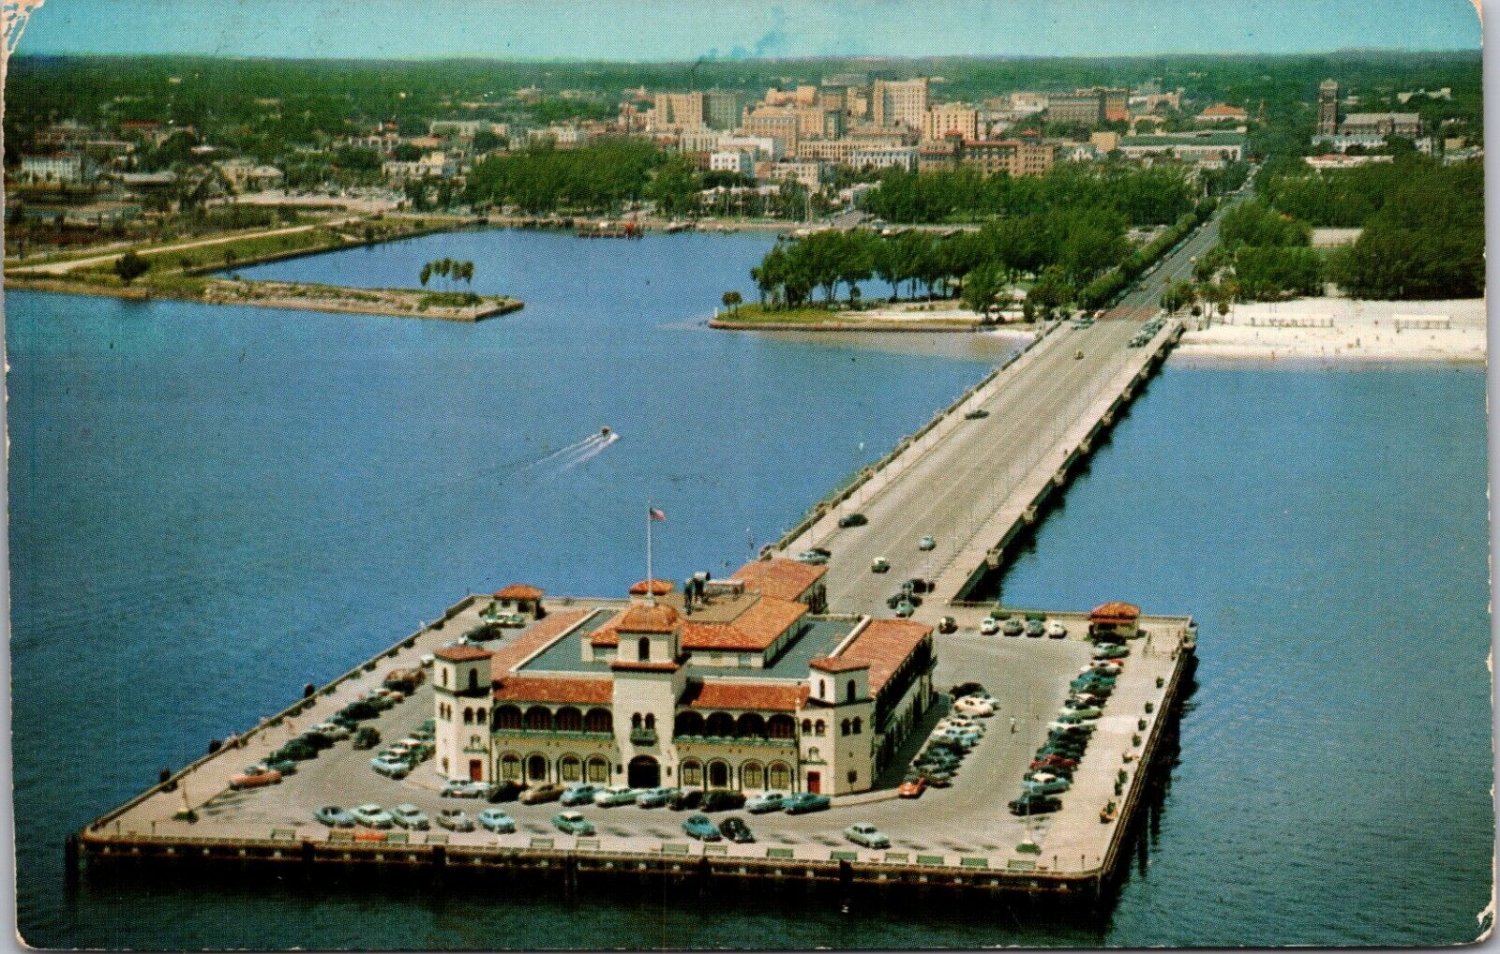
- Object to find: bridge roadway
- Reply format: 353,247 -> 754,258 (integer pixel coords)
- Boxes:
785,316 -> 1155,614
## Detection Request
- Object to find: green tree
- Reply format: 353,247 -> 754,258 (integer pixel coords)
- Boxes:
113,250 -> 150,285
721,290 -> 742,315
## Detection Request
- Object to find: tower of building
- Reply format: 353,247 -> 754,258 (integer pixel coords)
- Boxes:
1317,80 -> 1340,137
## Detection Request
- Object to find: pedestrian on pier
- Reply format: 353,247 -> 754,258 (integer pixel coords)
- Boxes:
1010,717 -> 1017,734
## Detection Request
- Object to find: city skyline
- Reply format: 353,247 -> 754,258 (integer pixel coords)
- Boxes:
16,0 -> 1484,61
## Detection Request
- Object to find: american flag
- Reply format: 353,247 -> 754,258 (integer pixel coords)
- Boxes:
649,507 -> 666,522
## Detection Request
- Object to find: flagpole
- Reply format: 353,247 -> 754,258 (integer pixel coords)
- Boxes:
646,502 -> 654,607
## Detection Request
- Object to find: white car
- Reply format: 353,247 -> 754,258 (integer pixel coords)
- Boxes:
746,791 -> 789,814
1045,620 -> 1068,638
592,786 -> 640,807
844,822 -> 891,849
952,697 -> 995,717
312,721 -> 350,740
918,535 -> 936,551
979,617 -> 999,636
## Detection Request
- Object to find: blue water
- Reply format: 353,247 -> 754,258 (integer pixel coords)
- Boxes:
7,231 -> 1492,947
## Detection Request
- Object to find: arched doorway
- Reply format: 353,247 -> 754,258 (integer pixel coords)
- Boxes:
628,755 -> 661,788
707,759 -> 730,788
526,753 -> 548,782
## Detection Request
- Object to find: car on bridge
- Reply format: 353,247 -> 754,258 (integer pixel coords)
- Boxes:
795,548 -> 831,565
870,557 -> 890,573
918,535 -> 936,551
837,513 -> 868,528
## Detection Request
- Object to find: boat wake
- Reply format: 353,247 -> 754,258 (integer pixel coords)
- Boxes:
556,429 -> 620,470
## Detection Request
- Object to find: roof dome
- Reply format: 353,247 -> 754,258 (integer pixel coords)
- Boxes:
618,603 -> 681,634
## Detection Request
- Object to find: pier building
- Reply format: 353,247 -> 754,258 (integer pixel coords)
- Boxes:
433,559 -> 936,796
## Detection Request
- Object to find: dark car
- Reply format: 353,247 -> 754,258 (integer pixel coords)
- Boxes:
950,682 -> 988,699
339,700 -> 379,722
886,591 -> 922,609
936,616 -> 957,634
963,409 -> 990,420
272,740 -> 316,762
903,578 -> 932,595
487,780 -> 525,803
783,792 -> 832,815
1008,794 -> 1063,816
701,790 -> 747,812
668,788 -> 704,811
718,816 -> 755,843
838,513 -> 868,528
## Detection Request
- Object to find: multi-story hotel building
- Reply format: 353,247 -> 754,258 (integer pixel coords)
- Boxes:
923,104 -> 979,143
433,561 -> 936,797
872,78 -> 929,131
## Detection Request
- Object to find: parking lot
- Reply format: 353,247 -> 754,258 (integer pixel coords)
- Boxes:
98,598 -> 1191,874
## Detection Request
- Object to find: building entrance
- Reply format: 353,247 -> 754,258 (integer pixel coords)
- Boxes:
628,755 -> 660,788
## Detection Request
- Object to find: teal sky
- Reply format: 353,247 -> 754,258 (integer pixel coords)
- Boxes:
15,0 -> 1485,60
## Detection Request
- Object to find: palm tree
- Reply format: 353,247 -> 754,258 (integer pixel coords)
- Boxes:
721,290 -> 743,315
420,262 -> 432,287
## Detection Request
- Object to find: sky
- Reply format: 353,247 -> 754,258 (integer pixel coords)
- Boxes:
13,0 -> 1486,61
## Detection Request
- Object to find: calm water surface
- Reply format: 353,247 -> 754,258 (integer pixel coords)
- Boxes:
8,230 -> 1491,947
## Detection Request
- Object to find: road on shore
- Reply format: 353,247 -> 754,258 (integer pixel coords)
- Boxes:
11,220 -> 357,276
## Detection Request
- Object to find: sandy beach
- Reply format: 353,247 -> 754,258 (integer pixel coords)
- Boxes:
1177,298 -> 1487,364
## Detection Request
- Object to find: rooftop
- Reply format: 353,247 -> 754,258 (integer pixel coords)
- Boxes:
833,619 -> 931,694
729,558 -> 826,602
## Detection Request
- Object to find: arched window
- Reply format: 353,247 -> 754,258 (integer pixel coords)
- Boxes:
470,735 -> 483,749
675,711 -> 704,737
469,669 -> 480,691
494,706 -> 522,730
463,708 -> 474,725
807,747 -> 821,762
475,708 -> 487,726
498,752 -> 521,780
741,761 -> 765,789
801,718 -> 813,735
853,717 -> 863,735
768,761 -> 792,790
840,719 -> 851,737
768,715 -> 795,739
631,712 -> 643,730
846,679 -> 857,703
584,708 -> 612,733
559,754 -> 582,782
814,719 -> 826,736
644,713 -> 656,730
736,713 -> 766,738
586,756 -> 610,783
707,760 -> 730,788
554,707 -> 582,732
637,636 -> 651,662
681,759 -> 703,787
524,706 -> 552,731
705,712 -> 735,737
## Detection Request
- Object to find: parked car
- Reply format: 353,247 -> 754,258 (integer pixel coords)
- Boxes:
897,775 -> 928,799
635,787 -> 677,808
668,788 -> 704,811
519,782 -> 566,805
349,804 -> 393,829
745,791 -> 788,814
920,768 -> 954,787
412,719 -> 437,742
442,779 -> 489,799
1031,754 -> 1079,772
486,780 -> 525,803
273,740 -> 315,762
593,786 -> 640,807
844,822 -> 891,849
838,513 -> 868,528
371,755 -> 411,779
312,721 -> 351,740
719,816 -> 755,843
262,756 -> 299,776
390,804 -> 431,830
339,700 -> 379,722
1008,794 -> 1063,816
1022,772 -> 1072,796
918,535 -> 936,551
1002,617 -> 1025,637
701,790 -> 747,812
436,808 -> 475,832
1046,620 -> 1068,638
1025,618 -> 1046,638
1093,643 -> 1129,660
894,599 -> 915,618
561,783 -> 603,807
979,617 -> 999,636
682,814 -> 722,841
783,792 -> 831,815
1060,703 -> 1102,719
963,409 -> 990,420
795,549 -> 831,565
552,811 -> 595,836
229,765 -> 282,790
950,681 -> 988,699
314,805 -> 355,828
870,557 -> 890,573
478,808 -> 517,833
953,696 -> 995,717
937,616 -> 957,634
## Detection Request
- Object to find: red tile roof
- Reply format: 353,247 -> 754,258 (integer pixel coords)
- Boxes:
809,656 -> 869,673
488,609 -> 592,679
610,660 -> 682,673
730,558 -> 827,602
628,579 -> 674,596
617,603 -> 681,633
1090,602 -> 1141,622
834,619 -> 931,695
681,680 -> 809,712
492,676 -> 613,705
495,584 -> 544,600
435,645 -> 493,663
682,597 -> 807,651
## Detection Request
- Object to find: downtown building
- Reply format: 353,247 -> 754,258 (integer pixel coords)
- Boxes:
432,560 -> 936,797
